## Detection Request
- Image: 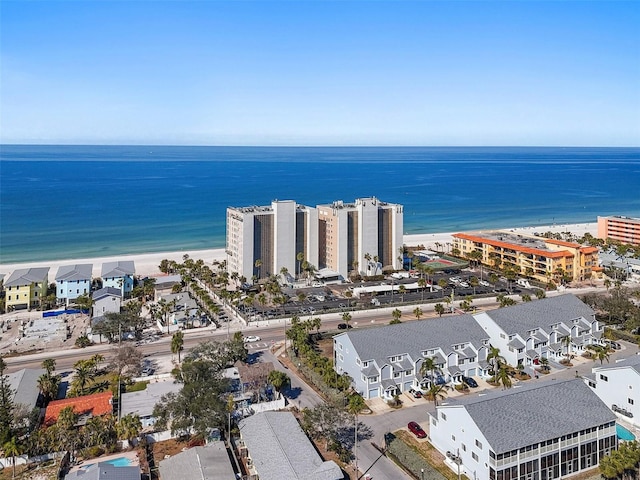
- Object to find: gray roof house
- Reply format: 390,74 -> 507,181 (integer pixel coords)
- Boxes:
56,264 -> 93,304
159,441 -> 235,479
474,294 -> 604,368
101,261 -> 135,295
586,354 -> 640,426
237,411 -> 342,480
120,381 -> 182,428
429,379 -> 618,480
7,368 -> 46,411
334,314 -> 490,399
4,267 -> 50,310
92,287 -> 122,318
64,462 -> 140,480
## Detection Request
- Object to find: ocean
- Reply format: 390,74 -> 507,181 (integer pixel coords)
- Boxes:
1,145 -> 639,264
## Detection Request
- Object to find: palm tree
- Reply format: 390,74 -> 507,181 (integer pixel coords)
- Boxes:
171,330 -> 184,363
587,344 -> 611,365
487,346 -> 506,376
347,392 -> 367,474
413,307 -> 423,320
41,358 -> 56,375
364,253 -> 372,276
539,357 -> 550,372
560,334 -> 572,360
494,366 -> 512,389
296,252 -> 305,279
342,312 -> 352,328
426,383 -> 447,406
3,436 -> 21,479
38,373 -> 60,403
117,414 -> 142,448
391,308 -> 402,324
398,284 -> 406,302
434,303 -> 445,317
254,259 -> 263,281
72,360 -> 93,396
419,356 -> 438,386
267,370 -> 290,397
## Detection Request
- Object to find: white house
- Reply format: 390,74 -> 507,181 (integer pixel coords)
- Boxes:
55,264 -> 92,306
91,287 -> 122,318
585,354 -> 640,427
429,379 -> 618,480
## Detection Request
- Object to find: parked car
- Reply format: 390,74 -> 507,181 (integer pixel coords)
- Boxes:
408,388 -> 423,398
462,376 -> 478,388
408,421 -> 427,439
243,335 -> 261,343
478,280 -> 491,287
337,323 -> 352,330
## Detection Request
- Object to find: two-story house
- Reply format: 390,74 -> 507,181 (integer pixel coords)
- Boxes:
91,287 -> 122,318
55,264 -> 92,306
474,294 -> 604,367
333,314 -> 490,400
429,379 -> 617,480
585,354 -> 640,427
4,267 -> 49,311
101,261 -> 135,296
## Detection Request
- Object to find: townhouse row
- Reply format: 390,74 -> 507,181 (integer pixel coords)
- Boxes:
333,294 -> 603,400
4,261 -> 135,311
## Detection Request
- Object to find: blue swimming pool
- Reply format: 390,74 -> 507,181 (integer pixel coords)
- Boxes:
104,457 -> 133,467
616,424 -> 636,442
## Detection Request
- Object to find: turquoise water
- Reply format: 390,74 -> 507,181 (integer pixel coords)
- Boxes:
2,145 -> 640,263
105,457 -> 133,467
617,423 -> 636,441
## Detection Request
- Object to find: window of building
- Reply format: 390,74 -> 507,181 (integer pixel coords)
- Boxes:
476,439 -> 483,449
629,398 -> 635,405
451,434 -> 455,441
394,372 -> 401,378
472,452 -> 479,461
462,444 -> 466,452
356,358 -> 361,365
441,412 -> 447,421
599,374 -> 608,381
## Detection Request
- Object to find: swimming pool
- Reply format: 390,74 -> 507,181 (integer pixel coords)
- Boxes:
104,457 -> 133,467
616,424 -> 637,442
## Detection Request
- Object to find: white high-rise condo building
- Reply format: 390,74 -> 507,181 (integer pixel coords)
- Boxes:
226,197 -> 403,283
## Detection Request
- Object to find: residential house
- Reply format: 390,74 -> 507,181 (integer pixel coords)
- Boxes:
120,381 -> 182,428
44,391 -> 113,427
474,294 -> 604,368
101,261 -> 135,296
56,264 -> 92,306
428,379 -> 618,480
333,314 -> 491,400
64,462 -> 140,480
4,267 -> 49,311
585,354 -> 640,427
92,287 -> 122,318
224,362 -> 285,415
159,441 -> 235,480
152,274 -> 182,301
236,411 -> 342,480
7,368 -> 46,412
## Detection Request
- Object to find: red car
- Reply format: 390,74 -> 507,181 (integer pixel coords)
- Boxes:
408,421 -> 427,439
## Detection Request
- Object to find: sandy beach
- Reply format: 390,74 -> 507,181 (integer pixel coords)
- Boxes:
0,223 -> 598,281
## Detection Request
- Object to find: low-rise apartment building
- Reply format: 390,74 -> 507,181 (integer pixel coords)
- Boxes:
334,314 -> 491,400
452,231 -> 598,283
428,379 -> 617,480
473,294 -> 604,368
334,295 -> 603,399
585,355 -> 640,427
4,267 -> 49,311
597,215 -> 640,246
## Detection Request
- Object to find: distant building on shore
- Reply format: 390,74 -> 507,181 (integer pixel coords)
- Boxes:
452,231 -> 598,283
226,197 -> 403,283
597,215 -> 640,246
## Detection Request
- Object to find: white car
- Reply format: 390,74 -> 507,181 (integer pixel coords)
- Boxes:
243,335 -> 261,343
479,280 -> 491,287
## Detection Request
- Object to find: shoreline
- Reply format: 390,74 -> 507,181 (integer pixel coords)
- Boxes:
0,223 -> 597,281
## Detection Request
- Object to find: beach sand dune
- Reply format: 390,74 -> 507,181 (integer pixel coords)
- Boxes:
0,223 -> 597,281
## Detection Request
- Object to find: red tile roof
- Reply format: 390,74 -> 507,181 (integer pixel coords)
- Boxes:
44,391 -> 113,426
453,233 -> 573,258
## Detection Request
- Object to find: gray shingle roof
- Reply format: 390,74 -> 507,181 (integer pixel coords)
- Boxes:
238,412 -> 342,480
485,294 -> 595,339
593,354 -> 640,374
158,441 -> 235,479
441,379 -> 615,453
5,267 -> 50,287
92,287 -> 122,301
64,462 -> 140,480
56,264 -> 93,282
508,338 -> 525,349
120,381 -> 181,419
101,261 -> 135,278
7,368 -> 45,409
336,314 -> 488,369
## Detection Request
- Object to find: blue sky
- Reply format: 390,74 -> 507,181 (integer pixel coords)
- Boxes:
1,1 -> 639,146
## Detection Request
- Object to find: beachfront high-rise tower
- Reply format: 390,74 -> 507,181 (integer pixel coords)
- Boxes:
226,197 -> 403,283
317,197 -> 404,280
226,200 -> 318,283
